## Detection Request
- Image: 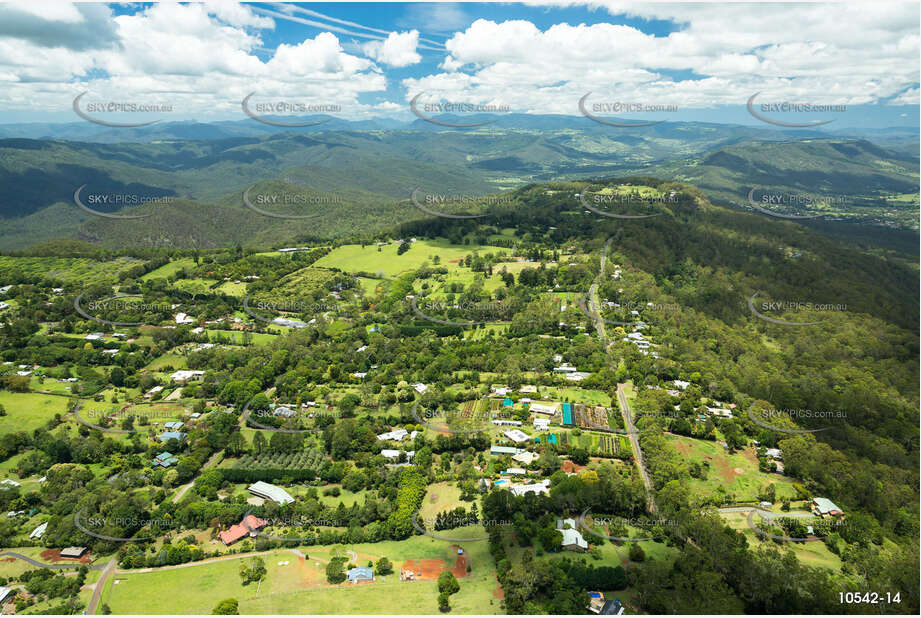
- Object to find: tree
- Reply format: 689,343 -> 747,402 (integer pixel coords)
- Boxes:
437,571 -> 460,596
212,599 -> 239,614
438,592 -> 451,612
629,543 -> 645,562
375,556 -> 393,576
326,557 -> 346,584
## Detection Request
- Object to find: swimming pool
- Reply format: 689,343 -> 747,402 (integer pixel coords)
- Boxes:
493,479 -> 508,485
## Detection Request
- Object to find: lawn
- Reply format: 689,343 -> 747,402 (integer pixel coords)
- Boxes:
314,240 -> 509,278
214,281 -> 248,297
666,434 -> 799,503
103,537 -> 501,615
419,481 -> 465,521
717,511 -> 843,571
0,391 -> 71,434
144,353 -> 188,371
140,258 -> 197,281
205,330 -> 279,345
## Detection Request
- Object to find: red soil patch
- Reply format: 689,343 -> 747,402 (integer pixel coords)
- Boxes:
561,460 -> 586,473
672,440 -> 692,457
740,447 -> 759,466
402,558 -> 447,580
40,549 -> 91,564
0,558 -> 14,563
492,571 -> 505,598
451,545 -> 468,578
713,455 -> 740,484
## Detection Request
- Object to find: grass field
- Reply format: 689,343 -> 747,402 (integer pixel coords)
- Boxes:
419,482 -> 465,521
0,256 -> 143,286
314,240 -> 509,278
0,391 -> 71,434
141,258 -> 197,281
103,535 -> 501,614
215,281 -> 248,296
205,330 -> 279,345
717,511 -> 843,571
144,353 -> 188,371
666,435 -> 799,503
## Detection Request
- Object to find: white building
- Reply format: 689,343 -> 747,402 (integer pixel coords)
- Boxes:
504,429 -> 531,443
509,479 -> 550,497
377,428 -> 409,441
170,370 -> 204,383
175,312 -> 195,324
533,418 -> 550,431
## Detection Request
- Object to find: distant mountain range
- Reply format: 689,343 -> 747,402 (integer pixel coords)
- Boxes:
0,117 -> 916,251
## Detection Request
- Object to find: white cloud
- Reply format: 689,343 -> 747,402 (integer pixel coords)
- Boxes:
362,30 -> 422,67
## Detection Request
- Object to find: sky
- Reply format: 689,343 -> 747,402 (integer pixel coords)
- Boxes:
0,1 -> 918,128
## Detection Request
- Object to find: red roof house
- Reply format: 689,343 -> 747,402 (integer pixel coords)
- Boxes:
219,515 -> 267,545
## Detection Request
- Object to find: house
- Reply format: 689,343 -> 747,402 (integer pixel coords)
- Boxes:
353,372 -> 368,379
565,372 -> 591,381
152,451 -> 178,468
519,385 -> 538,394
528,403 -> 558,416
553,364 -> 578,373
0,587 -> 14,605
490,445 -> 523,456
512,451 -> 539,465
533,417 -> 550,431
707,407 -> 733,418
812,497 -> 844,518
493,387 -> 509,397
381,449 -> 414,462
170,370 -> 204,383
559,527 -> 589,552
174,312 -> 195,324
347,566 -> 374,583
504,467 -> 526,476
164,421 -> 184,430
60,547 -> 87,559
672,380 -> 691,390
273,406 -> 296,418
248,481 -> 294,505
1,480 -> 21,488
144,385 -> 164,398
29,522 -> 47,540
84,333 -> 104,341
220,515 -> 268,545
271,317 -> 308,329
377,428 -> 408,441
504,429 -> 531,443
412,383 -> 428,394
491,419 -> 522,427
509,479 -> 551,497
765,448 -> 782,460
158,431 -> 186,442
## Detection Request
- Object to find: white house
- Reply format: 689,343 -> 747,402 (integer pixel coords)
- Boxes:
504,429 -> 531,443
412,383 -> 428,394
377,428 -> 408,442
533,418 -> 550,431
174,312 -> 195,324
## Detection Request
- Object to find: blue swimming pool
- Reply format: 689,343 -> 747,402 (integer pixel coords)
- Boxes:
493,479 -> 508,485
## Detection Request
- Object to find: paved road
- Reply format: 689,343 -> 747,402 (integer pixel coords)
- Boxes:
86,557 -> 117,614
0,552 -> 105,570
172,450 -> 223,504
617,384 -> 657,514
717,506 -> 814,519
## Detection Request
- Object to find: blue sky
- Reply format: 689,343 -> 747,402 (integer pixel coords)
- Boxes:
0,2 -> 917,128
